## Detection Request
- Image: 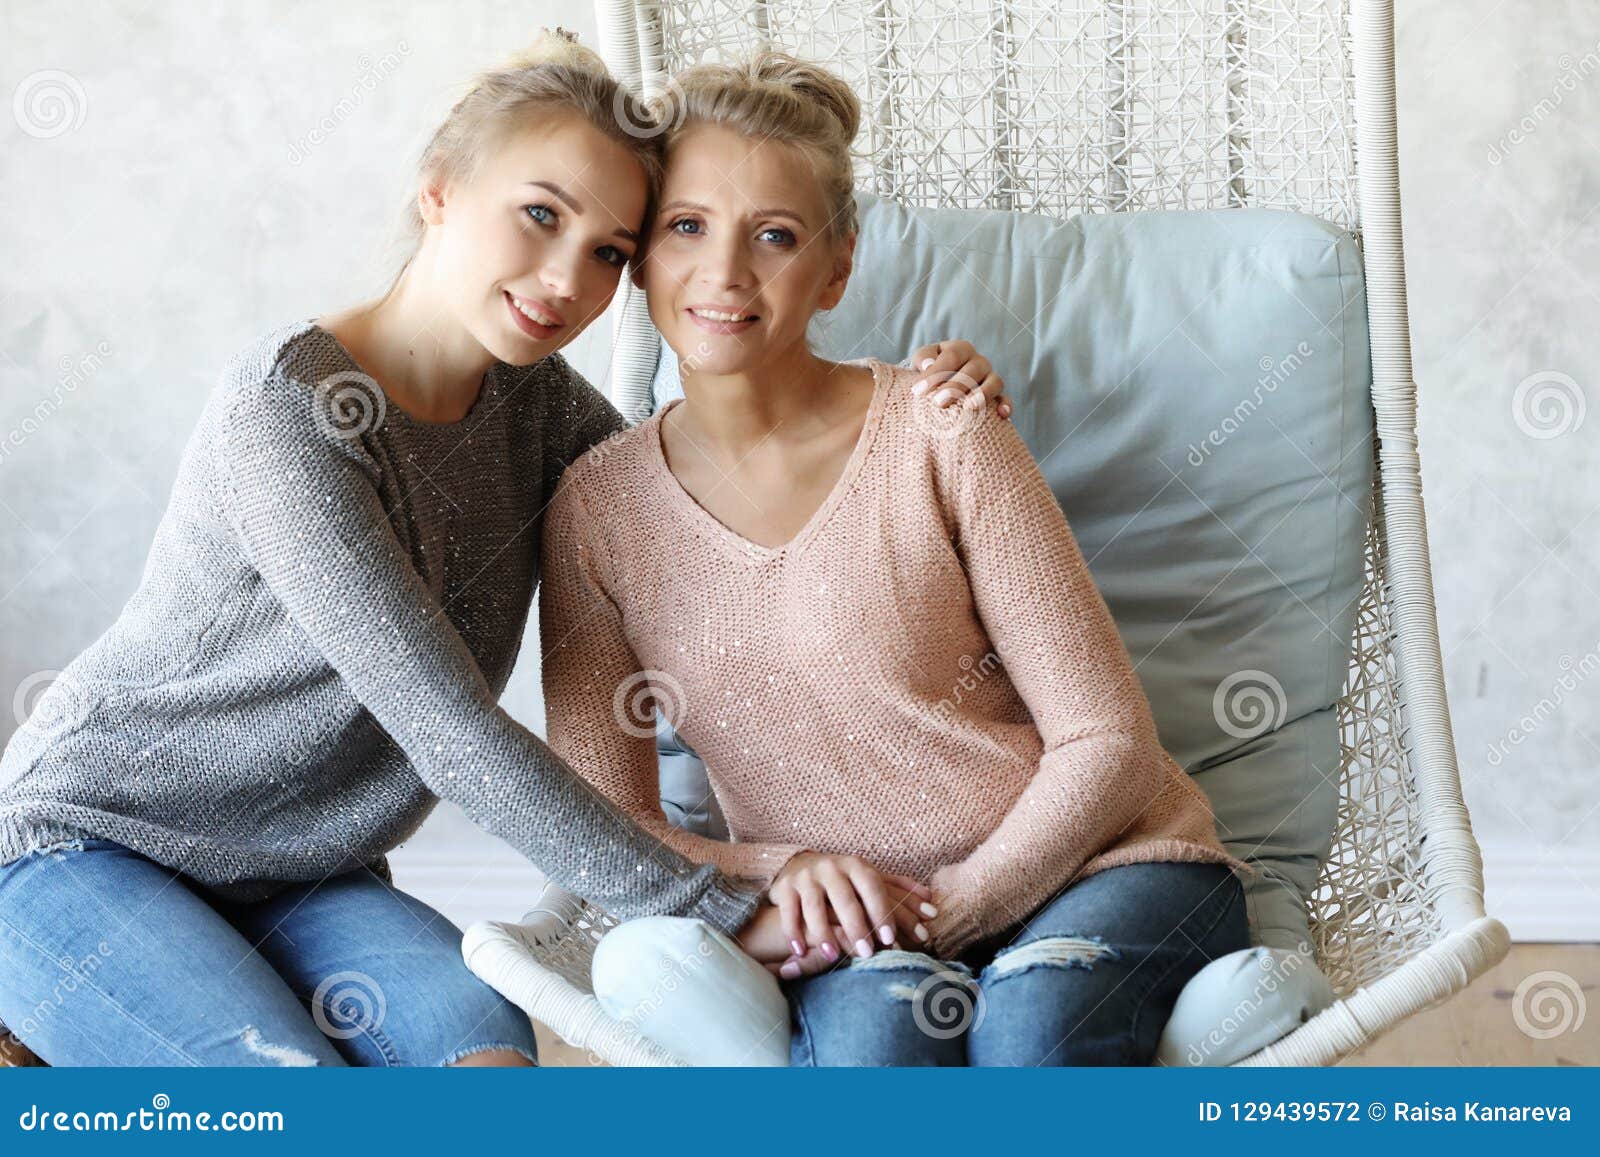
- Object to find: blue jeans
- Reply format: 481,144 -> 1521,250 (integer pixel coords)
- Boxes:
785,861 -> 1248,1066
0,838 -> 539,1066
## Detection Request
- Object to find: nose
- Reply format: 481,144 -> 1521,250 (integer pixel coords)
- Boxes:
698,231 -> 752,292
538,251 -> 582,300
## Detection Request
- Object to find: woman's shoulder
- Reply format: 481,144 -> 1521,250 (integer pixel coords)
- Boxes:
215,319 -> 346,397
558,408 -> 656,494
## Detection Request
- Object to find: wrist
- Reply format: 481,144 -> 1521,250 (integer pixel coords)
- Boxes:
926,864 -> 983,958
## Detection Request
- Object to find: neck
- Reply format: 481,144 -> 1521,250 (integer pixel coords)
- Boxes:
339,244 -> 497,422
674,340 -> 846,452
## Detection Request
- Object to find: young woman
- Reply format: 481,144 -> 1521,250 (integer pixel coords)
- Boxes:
539,52 -> 1259,1066
0,31 -> 1007,1067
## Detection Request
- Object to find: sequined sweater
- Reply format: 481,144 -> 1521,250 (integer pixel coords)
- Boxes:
540,358 -> 1254,957
0,320 -> 760,936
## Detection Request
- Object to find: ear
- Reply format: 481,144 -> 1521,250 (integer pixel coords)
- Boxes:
417,179 -> 448,227
817,233 -> 856,311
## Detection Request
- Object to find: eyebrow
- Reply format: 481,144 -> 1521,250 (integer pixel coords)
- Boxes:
522,180 -> 640,244
657,199 -> 809,228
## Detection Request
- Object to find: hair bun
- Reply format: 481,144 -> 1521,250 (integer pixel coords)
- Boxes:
499,26 -> 611,76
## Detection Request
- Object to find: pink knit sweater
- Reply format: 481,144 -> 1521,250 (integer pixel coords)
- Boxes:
540,358 -> 1255,956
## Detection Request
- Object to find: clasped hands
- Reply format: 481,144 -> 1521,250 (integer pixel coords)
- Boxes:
734,851 -> 940,979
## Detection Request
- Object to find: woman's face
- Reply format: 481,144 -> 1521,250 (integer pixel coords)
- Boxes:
427,110 -> 649,365
642,122 -> 851,376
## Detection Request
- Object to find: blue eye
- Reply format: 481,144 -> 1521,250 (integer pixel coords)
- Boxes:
759,227 -> 794,245
524,204 -> 555,225
669,217 -> 701,235
596,245 -> 627,268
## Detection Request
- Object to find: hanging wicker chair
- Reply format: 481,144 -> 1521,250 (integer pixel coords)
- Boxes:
463,0 -> 1510,1068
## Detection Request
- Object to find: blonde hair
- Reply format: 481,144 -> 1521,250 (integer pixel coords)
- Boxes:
657,50 -> 861,243
393,28 -> 662,276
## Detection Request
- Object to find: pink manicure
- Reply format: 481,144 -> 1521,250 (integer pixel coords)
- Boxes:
821,942 -> 839,961
790,939 -> 805,957
854,937 -> 873,958
878,924 -> 894,946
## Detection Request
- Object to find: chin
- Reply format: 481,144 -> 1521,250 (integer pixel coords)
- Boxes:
663,333 -> 769,377
475,316 -> 569,367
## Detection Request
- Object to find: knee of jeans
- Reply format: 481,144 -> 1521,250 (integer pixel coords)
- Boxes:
844,950 -> 983,1035
978,935 -> 1122,984
433,993 -> 539,1068
844,947 -> 966,992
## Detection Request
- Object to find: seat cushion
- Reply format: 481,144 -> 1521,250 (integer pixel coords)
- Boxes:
650,194 -> 1373,1056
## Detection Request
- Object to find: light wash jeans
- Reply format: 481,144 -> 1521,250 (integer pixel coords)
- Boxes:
0,837 -> 538,1066
784,860 -> 1248,1066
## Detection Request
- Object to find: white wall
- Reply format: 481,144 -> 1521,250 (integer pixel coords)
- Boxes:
3,1 -> 1595,936
1398,0 -> 1600,939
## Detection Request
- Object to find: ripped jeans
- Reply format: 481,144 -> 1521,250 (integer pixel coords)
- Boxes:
0,838 -> 539,1066
785,861 -> 1248,1066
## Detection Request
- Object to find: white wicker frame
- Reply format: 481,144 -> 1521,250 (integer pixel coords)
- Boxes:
466,0 -> 1509,1068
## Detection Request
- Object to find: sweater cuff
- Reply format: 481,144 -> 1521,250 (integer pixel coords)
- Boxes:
926,865 -> 989,958
716,841 -> 808,890
688,869 -> 765,939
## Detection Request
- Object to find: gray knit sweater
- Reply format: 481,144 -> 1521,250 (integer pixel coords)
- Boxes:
0,320 -> 760,936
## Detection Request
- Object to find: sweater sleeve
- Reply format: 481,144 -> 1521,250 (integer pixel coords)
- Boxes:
925,403 -> 1202,956
539,470 -> 808,888
215,374 -> 760,937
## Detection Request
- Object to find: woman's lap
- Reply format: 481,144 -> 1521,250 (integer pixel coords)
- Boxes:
0,838 -> 536,1067
785,861 -> 1248,1066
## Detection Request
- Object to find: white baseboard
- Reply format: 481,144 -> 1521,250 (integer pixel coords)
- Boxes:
1480,841 -> 1600,941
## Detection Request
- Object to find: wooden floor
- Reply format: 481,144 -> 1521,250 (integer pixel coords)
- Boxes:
1332,942 -> 1595,1066
4,943 -> 1593,1068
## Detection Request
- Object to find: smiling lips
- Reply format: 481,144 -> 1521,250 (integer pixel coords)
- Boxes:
686,304 -> 759,335
504,290 -> 566,339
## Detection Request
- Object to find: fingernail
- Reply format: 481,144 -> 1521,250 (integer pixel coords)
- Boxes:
915,923 -> 929,941
966,393 -> 983,409
1000,404 -> 1011,417
821,941 -> 839,961
934,390 -> 956,406
920,903 -> 938,917
779,961 -> 801,979
878,923 -> 894,946
854,937 -> 873,958
919,358 -> 934,371
911,379 -> 927,394
790,939 -> 805,956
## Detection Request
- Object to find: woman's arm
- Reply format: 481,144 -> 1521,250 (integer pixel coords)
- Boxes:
216,374 -> 758,937
923,403 -> 1228,957
538,473 -> 810,889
